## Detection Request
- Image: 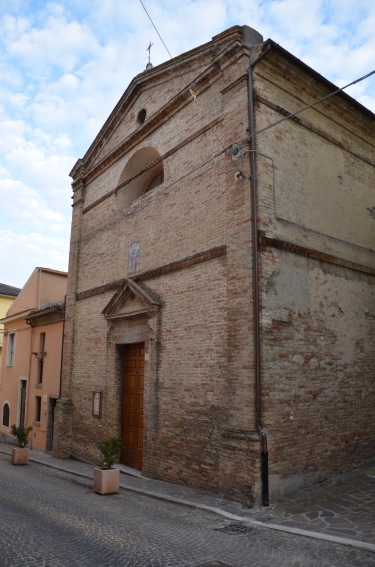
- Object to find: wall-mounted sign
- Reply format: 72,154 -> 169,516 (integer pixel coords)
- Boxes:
92,391 -> 102,417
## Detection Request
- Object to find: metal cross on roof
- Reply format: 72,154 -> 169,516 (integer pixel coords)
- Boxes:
146,41 -> 153,65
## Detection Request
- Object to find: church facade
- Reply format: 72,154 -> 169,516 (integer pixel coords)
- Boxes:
54,26 -> 375,504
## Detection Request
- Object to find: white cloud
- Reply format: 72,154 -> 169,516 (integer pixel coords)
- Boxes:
265,0 -> 324,41
0,0 -> 374,288
0,118 -> 27,152
0,118 -> 74,210
0,174 -> 70,233
6,12 -> 98,74
0,229 -> 69,288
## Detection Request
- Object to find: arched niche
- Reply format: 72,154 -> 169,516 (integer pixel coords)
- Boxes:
115,147 -> 164,210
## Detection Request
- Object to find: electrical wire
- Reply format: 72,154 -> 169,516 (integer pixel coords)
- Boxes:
81,3 -> 375,228
139,0 -> 174,59
103,69 -> 375,219
139,0 -> 374,156
100,62 -> 374,218
138,0 -> 244,176
81,59 -> 375,243
249,69 -> 375,141
82,148 -> 225,243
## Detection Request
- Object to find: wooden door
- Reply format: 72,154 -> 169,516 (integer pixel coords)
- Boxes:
121,343 -> 144,470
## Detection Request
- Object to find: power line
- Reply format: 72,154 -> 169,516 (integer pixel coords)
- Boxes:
139,0 -> 173,59
80,62 -> 375,243
138,0 -> 244,177
111,66 -> 374,202
134,0 -> 375,189
250,68 -> 375,140
81,148 -> 227,244
139,0 -> 374,151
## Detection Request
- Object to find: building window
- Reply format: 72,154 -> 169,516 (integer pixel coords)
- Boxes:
35,396 -> 42,423
137,108 -> 147,125
115,147 -> 164,210
37,333 -> 46,384
2,403 -> 10,427
6,332 -> 15,366
145,169 -> 164,192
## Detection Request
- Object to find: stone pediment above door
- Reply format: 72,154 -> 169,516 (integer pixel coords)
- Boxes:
102,279 -> 161,321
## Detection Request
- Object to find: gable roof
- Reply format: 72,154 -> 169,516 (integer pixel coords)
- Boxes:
70,23 -> 374,191
2,267 -> 67,322
0,283 -> 21,297
70,25 -> 264,184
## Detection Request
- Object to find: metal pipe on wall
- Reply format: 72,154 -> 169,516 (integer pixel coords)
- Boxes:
247,44 -> 271,507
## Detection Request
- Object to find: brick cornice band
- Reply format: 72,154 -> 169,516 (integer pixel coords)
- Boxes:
76,245 -> 227,301
259,231 -> 375,276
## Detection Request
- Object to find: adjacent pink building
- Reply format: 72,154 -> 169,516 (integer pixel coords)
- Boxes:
0,268 -> 67,451
0,283 -> 21,366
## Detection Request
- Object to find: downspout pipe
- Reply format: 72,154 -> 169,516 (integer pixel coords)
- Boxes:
247,44 -> 271,507
58,295 -> 67,400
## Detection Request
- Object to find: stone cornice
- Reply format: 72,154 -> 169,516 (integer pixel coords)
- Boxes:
70,40 -> 249,187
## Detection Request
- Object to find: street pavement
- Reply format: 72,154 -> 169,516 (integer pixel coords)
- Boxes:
0,442 -> 374,566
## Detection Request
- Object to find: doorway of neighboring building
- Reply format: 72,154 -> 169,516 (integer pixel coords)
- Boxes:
46,398 -> 56,451
19,379 -> 27,426
121,343 -> 144,470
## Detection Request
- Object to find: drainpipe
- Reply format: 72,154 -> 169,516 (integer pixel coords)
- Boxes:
25,324 -> 35,435
58,296 -> 66,400
247,44 -> 271,507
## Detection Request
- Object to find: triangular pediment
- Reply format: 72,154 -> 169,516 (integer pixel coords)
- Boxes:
102,279 -> 160,321
85,57 -> 212,168
70,27 -> 258,178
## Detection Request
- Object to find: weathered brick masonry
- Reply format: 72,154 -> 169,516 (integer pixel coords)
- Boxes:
254,47 -> 375,495
54,25 -> 375,504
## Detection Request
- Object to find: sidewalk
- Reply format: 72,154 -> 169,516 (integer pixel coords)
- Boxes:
1,442 -> 374,553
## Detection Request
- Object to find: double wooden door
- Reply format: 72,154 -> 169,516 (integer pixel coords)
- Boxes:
121,343 -> 144,470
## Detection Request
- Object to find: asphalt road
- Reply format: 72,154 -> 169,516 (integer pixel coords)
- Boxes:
0,453 -> 374,567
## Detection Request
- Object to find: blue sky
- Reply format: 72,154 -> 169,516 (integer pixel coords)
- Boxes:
1,0 -> 374,288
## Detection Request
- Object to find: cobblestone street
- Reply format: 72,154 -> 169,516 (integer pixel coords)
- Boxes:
0,453 -> 374,567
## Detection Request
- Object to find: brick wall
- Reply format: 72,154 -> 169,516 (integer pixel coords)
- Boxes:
255,51 -> 375,496
55,27 -> 374,504
261,251 -> 375,495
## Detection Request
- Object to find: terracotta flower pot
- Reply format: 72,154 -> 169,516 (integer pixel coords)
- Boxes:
93,467 -> 120,495
11,447 -> 29,465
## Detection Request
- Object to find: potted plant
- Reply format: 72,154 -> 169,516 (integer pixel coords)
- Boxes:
10,424 -> 33,465
93,437 -> 124,495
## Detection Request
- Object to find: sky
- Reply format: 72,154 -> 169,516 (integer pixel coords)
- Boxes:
1,0 -> 374,288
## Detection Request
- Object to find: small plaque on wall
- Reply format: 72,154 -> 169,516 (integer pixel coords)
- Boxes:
92,391 -> 102,417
